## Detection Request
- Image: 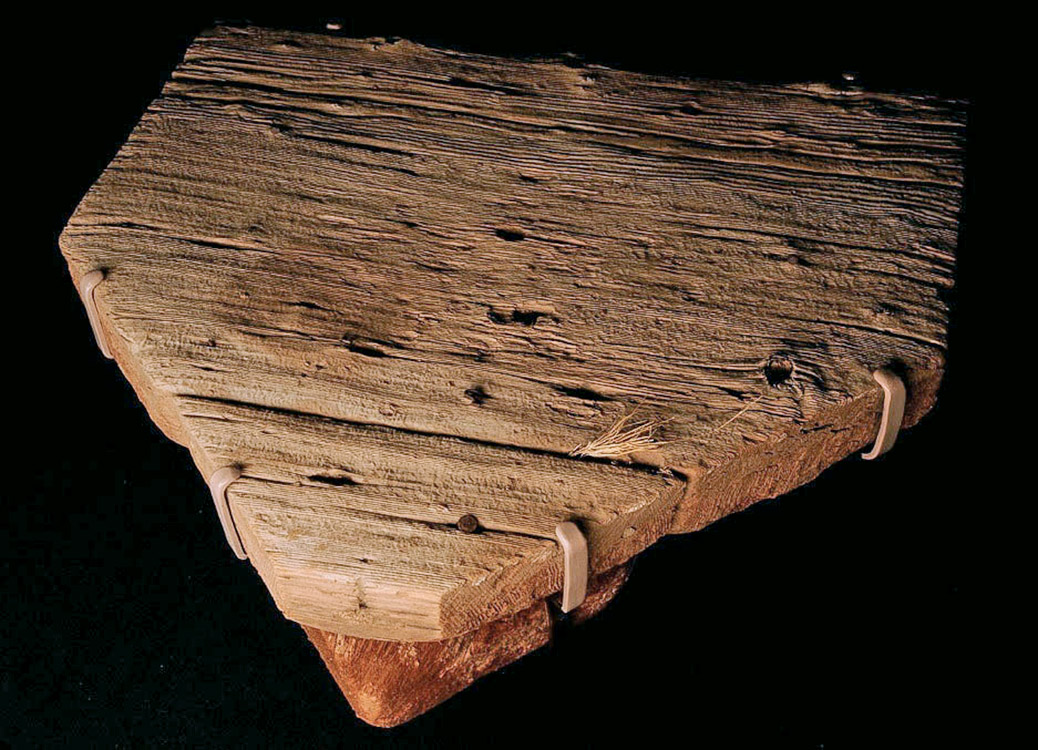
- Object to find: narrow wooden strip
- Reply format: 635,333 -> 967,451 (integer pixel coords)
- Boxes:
176,393 -> 676,639
305,564 -> 630,727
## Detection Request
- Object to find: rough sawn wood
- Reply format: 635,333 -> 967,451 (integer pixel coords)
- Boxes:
59,24 -> 964,724
306,564 -> 631,727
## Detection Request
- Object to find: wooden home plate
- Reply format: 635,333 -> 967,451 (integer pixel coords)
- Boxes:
59,26 -> 965,726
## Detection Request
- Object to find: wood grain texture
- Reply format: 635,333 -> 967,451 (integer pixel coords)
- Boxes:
305,564 -> 630,727
59,26 -> 965,641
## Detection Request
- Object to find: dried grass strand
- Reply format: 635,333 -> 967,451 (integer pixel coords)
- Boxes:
711,393 -> 766,434
571,412 -> 668,460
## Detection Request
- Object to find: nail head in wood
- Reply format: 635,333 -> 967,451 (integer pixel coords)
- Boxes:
554,521 -> 588,613
862,368 -> 906,460
457,514 -> 479,534
208,465 -> 247,559
79,270 -> 113,359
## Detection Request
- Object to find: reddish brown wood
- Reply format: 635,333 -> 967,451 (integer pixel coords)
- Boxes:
305,565 -> 630,727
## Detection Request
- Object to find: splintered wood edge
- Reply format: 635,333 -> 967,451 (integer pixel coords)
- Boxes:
58,25 -> 961,642
305,564 -> 632,728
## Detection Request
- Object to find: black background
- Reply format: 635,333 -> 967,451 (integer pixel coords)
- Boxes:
5,10 -> 983,748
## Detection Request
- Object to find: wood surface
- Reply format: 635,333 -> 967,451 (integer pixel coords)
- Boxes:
59,25 -> 965,644
305,564 -> 630,727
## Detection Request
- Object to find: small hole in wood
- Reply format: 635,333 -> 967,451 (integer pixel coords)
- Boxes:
465,385 -> 492,405
487,308 -> 548,327
553,384 -> 612,402
494,228 -> 526,242
510,309 -> 543,326
763,356 -> 794,386
308,472 -> 360,487
346,340 -> 387,358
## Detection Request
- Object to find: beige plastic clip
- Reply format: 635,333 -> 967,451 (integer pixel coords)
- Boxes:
862,368 -> 906,460
554,521 -> 588,613
208,466 -> 247,560
79,270 -> 113,359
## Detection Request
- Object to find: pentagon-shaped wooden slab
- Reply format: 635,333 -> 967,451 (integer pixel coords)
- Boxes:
59,25 -> 965,725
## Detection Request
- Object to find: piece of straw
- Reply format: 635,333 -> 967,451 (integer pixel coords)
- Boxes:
571,412 -> 667,460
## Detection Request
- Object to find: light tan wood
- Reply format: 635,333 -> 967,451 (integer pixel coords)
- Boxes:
59,26 -> 965,642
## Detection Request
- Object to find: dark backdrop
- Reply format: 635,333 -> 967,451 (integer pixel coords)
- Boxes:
5,11 -> 982,748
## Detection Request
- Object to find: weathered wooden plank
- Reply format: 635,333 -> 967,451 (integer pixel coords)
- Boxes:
305,564 -> 631,727
177,394 -> 677,638
59,26 -> 964,644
